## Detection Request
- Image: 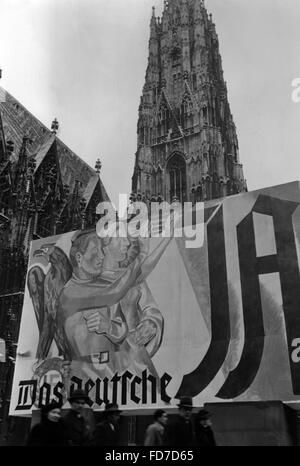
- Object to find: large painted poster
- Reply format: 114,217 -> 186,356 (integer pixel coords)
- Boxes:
10,181 -> 300,415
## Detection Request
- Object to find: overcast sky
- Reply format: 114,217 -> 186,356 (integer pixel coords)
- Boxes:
0,0 -> 300,208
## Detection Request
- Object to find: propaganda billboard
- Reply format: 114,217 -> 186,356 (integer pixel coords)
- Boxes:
10,181 -> 300,415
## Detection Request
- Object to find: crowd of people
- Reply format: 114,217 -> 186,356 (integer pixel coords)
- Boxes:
26,391 -> 217,447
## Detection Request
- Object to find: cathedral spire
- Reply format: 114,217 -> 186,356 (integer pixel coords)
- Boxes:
150,6 -> 157,37
132,1 -> 247,203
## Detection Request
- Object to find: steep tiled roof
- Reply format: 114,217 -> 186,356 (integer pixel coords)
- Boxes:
0,86 -> 109,203
97,178 -> 110,202
35,134 -> 56,170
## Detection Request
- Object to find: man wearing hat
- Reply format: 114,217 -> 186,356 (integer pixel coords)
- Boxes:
195,408 -> 217,446
94,403 -> 122,446
163,396 -> 196,446
63,389 -> 96,446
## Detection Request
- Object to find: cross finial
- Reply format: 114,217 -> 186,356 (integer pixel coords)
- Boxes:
95,158 -> 102,174
51,118 -> 59,134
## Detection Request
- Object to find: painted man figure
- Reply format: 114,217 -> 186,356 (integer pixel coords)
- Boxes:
84,229 -> 164,378
58,222 -> 173,383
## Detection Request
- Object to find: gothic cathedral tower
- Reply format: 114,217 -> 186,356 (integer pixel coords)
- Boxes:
132,0 -> 247,203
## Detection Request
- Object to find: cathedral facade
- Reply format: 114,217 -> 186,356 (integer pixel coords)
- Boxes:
0,86 -> 109,444
132,0 -> 247,204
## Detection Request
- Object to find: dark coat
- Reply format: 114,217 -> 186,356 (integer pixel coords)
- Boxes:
164,416 -> 196,446
95,419 -> 120,446
63,410 -> 94,446
195,424 -> 217,446
26,419 -> 68,446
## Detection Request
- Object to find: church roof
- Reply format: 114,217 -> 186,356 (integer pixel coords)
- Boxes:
0,86 -> 109,204
34,134 -> 56,170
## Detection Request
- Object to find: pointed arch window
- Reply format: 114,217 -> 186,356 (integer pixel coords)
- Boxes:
202,106 -> 208,124
226,180 -> 232,196
202,176 -> 211,201
158,104 -> 169,137
219,181 -> 226,198
171,46 -> 181,65
193,72 -> 197,90
196,185 -> 202,202
181,97 -> 193,128
212,173 -> 219,199
166,153 -> 187,203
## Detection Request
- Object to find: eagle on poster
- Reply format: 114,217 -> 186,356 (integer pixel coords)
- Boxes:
27,244 -> 73,361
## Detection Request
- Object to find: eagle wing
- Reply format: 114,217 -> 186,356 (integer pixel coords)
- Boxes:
27,266 -> 46,334
32,244 -> 73,361
44,246 -> 73,359
44,246 -> 72,319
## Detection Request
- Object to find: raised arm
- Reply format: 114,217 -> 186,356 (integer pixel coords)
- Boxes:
136,210 -> 176,283
60,258 -> 142,318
